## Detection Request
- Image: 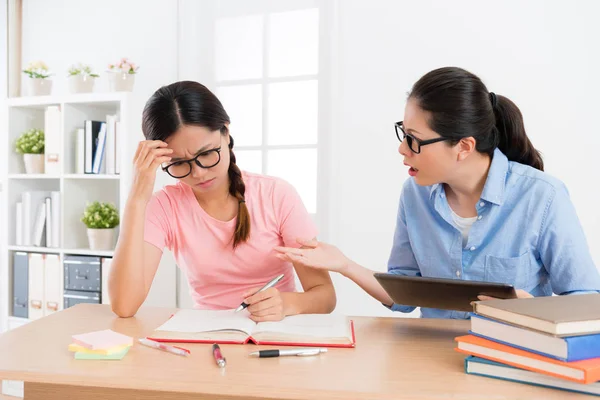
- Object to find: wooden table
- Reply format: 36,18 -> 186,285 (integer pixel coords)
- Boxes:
0,304 -> 594,399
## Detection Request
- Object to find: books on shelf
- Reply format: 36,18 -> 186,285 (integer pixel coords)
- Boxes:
457,294 -> 600,394
80,115 -> 120,175
16,191 -> 60,247
148,309 -> 356,348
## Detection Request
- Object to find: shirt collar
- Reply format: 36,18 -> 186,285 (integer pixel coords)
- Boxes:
429,148 -> 508,205
480,148 -> 508,206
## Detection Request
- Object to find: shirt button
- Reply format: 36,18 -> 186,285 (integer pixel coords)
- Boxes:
479,202 -> 485,207
456,270 -> 461,277
470,246 -> 476,251
477,215 -> 482,220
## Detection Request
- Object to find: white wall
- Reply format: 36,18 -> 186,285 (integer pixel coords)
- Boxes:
20,0 -> 180,308
328,0 -> 600,316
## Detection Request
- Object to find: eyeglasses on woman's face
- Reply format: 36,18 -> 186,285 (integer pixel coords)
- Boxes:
394,121 -> 450,154
162,147 -> 222,178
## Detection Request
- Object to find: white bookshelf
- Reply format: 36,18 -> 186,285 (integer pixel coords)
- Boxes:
0,92 -> 133,334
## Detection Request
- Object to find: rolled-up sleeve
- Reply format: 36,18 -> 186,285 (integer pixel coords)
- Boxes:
384,190 -> 422,313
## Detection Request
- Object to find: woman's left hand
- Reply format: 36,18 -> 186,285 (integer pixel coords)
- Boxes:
477,289 -> 533,302
242,287 -> 289,322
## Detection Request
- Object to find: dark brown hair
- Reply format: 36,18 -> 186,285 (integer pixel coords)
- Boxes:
142,81 -> 250,247
409,67 -> 543,171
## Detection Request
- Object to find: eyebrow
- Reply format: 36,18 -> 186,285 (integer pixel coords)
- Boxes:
404,127 -> 424,137
170,143 -> 220,161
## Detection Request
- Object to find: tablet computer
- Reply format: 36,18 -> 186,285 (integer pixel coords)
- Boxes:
373,273 -> 518,312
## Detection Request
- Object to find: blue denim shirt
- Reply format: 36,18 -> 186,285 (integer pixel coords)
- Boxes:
387,148 -> 600,319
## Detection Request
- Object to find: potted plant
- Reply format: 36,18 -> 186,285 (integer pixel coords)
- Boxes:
23,61 -> 53,96
68,63 -> 99,93
81,202 -> 120,250
107,57 -> 139,92
15,128 -> 45,174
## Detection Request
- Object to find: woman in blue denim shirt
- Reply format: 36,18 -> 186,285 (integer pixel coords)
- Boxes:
275,67 -> 600,319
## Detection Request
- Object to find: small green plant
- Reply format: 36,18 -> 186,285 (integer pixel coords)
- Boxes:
15,129 -> 45,154
23,60 -> 52,79
81,202 -> 120,229
68,63 -> 99,78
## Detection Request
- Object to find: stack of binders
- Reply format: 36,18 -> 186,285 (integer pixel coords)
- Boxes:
456,294 -> 600,396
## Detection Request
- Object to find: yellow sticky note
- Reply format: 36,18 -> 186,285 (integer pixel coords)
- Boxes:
74,346 -> 130,360
68,343 -> 131,355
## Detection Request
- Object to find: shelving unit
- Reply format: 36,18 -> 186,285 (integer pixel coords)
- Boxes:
0,92 -> 133,334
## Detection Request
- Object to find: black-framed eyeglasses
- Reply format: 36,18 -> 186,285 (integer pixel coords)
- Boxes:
162,147 -> 222,178
394,121 -> 450,154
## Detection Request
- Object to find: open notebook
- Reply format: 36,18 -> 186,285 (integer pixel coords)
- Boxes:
148,309 -> 356,348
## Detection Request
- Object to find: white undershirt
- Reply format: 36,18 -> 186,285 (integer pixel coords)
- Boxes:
451,210 -> 478,247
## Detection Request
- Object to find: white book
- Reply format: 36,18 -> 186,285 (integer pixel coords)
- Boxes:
50,191 -> 60,248
15,202 -> 23,245
44,106 -> 62,175
75,128 -> 85,174
101,258 -> 112,305
32,202 -> 46,247
45,197 -> 52,248
105,115 -> 117,174
21,192 -> 31,246
92,122 -> 107,174
28,253 -> 45,321
115,121 -> 121,174
44,254 -> 63,316
85,121 -> 93,174
149,310 -> 355,347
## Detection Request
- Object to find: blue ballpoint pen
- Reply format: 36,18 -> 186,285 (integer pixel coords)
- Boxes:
235,274 -> 284,312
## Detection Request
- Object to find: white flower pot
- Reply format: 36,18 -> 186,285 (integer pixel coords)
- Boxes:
23,153 -> 45,174
108,72 -> 135,92
69,75 -> 96,93
87,228 -> 115,251
29,78 -> 52,96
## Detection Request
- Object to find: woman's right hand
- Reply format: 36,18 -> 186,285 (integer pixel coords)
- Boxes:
131,140 -> 173,202
274,239 -> 352,274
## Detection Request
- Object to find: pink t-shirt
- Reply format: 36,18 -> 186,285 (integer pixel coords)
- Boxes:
144,171 -> 318,310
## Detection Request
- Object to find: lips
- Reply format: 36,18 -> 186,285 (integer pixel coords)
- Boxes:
404,162 -> 419,172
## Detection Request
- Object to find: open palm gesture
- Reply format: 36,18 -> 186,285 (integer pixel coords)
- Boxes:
274,239 -> 350,273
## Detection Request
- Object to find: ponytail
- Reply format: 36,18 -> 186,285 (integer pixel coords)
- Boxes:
227,135 -> 251,248
409,67 -> 544,171
493,94 -> 544,171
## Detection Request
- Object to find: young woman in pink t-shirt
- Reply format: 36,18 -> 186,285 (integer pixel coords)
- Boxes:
109,81 -> 336,320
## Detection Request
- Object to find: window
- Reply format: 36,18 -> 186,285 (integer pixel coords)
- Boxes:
179,0 -> 329,221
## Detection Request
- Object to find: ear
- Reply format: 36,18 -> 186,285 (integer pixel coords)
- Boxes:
457,137 -> 476,162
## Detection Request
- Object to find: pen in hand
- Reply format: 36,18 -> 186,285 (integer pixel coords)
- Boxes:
235,274 -> 285,312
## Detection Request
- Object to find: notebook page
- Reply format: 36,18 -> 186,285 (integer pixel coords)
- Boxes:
153,309 -> 256,335
253,314 -> 350,338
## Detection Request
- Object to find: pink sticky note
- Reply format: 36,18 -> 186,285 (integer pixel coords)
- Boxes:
71,329 -> 133,350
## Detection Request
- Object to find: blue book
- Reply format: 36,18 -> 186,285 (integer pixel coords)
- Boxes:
465,356 -> 600,396
471,314 -> 600,362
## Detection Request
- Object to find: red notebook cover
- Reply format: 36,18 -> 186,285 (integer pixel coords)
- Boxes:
148,320 -> 356,348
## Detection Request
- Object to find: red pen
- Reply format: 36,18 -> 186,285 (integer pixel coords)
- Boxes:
212,343 -> 226,367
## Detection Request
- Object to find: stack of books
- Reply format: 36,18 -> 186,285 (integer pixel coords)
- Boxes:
69,329 -> 133,360
456,293 -> 600,396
